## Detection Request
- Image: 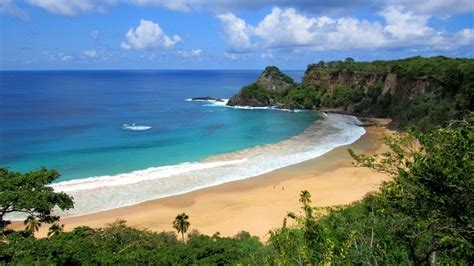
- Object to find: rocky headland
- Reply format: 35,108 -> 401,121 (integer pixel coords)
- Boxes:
226,56 -> 473,129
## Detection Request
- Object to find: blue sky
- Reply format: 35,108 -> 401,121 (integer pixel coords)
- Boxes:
1,0 -> 473,70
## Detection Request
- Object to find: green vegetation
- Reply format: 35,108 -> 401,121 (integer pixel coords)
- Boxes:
0,167 -> 73,235
1,114 -> 472,264
260,66 -> 296,86
305,56 -> 474,129
240,83 -> 276,105
47,222 -> 64,237
269,114 -> 473,264
1,219 -> 266,265
173,212 -> 190,242
232,56 -> 474,130
280,83 -> 322,109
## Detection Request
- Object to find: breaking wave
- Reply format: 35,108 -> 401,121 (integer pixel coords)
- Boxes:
40,113 -> 365,217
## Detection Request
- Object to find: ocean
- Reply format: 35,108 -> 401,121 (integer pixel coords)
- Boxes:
0,70 -> 365,217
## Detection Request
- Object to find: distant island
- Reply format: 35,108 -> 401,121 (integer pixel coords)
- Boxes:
228,56 -> 473,130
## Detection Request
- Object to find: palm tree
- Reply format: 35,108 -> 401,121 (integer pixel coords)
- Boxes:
173,212 -> 190,242
47,222 -> 64,237
299,190 -> 312,206
24,215 -> 41,236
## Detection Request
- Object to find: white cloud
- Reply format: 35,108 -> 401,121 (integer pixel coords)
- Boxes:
250,8 -> 387,50
83,50 -> 97,58
147,53 -> 156,60
61,54 -> 73,61
0,0 -> 29,20
90,30 -> 100,40
388,0 -> 474,17
324,17 -> 386,50
218,7 -> 474,53
433,28 -> 474,50
380,6 -> 432,39
217,13 -> 254,52
26,0 -> 116,16
127,0 -> 201,12
218,7 -> 387,51
177,49 -> 202,57
260,52 -> 273,58
223,52 -> 238,60
253,8 -> 319,48
121,19 -> 181,50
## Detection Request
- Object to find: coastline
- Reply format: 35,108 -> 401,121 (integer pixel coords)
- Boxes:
10,118 -> 392,239
12,113 -> 363,218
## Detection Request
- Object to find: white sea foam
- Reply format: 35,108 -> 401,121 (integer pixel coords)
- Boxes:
186,98 -> 304,112
23,113 -> 365,218
203,99 -> 228,107
51,158 -> 248,192
122,124 -> 151,131
227,105 -> 304,112
185,98 -> 228,105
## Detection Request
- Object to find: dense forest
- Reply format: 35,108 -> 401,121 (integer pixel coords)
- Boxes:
1,113 -> 472,264
228,56 -> 474,130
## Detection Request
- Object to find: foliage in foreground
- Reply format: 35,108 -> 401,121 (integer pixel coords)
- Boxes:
1,220 -> 265,265
1,114 -> 472,264
269,114 -> 473,264
0,167 -> 73,236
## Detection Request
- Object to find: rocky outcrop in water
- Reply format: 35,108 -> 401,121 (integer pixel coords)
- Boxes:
227,66 -> 295,107
191,96 -> 224,102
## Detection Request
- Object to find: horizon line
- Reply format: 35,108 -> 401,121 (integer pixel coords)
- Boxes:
0,68 -> 306,72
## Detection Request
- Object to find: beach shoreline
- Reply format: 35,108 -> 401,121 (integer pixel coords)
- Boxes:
14,113 -> 364,218
10,118 -> 392,240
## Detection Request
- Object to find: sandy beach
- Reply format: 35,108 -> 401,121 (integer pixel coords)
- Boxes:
11,119 -> 392,240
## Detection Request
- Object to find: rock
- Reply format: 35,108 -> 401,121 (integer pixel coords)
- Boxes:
191,96 -> 224,102
227,66 -> 295,107
227,94 -> 270,107
255,66 -> 295,91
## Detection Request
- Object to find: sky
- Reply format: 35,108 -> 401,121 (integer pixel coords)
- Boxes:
0,0 -> 473,70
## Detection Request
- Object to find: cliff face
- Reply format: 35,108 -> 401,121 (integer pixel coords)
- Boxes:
302,68 -> 439,114
304,69 -> 438,100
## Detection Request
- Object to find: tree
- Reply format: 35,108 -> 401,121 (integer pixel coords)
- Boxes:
299,190 -> 312,206
173,212 -> 190,242
0,167 -> 74,235
23,215 -> 41,237
349,114 -> 474,263
47,222 -> 64,237
344,57 -> 355,64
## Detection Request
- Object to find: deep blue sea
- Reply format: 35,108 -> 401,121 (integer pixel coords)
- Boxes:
0,70 -> 319,181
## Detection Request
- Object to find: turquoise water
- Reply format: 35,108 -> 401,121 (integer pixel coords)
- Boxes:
0,70 -> 320,182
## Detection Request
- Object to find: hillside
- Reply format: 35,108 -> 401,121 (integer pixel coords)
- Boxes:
227,66 -> 295,107
227,56 -> 474,129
